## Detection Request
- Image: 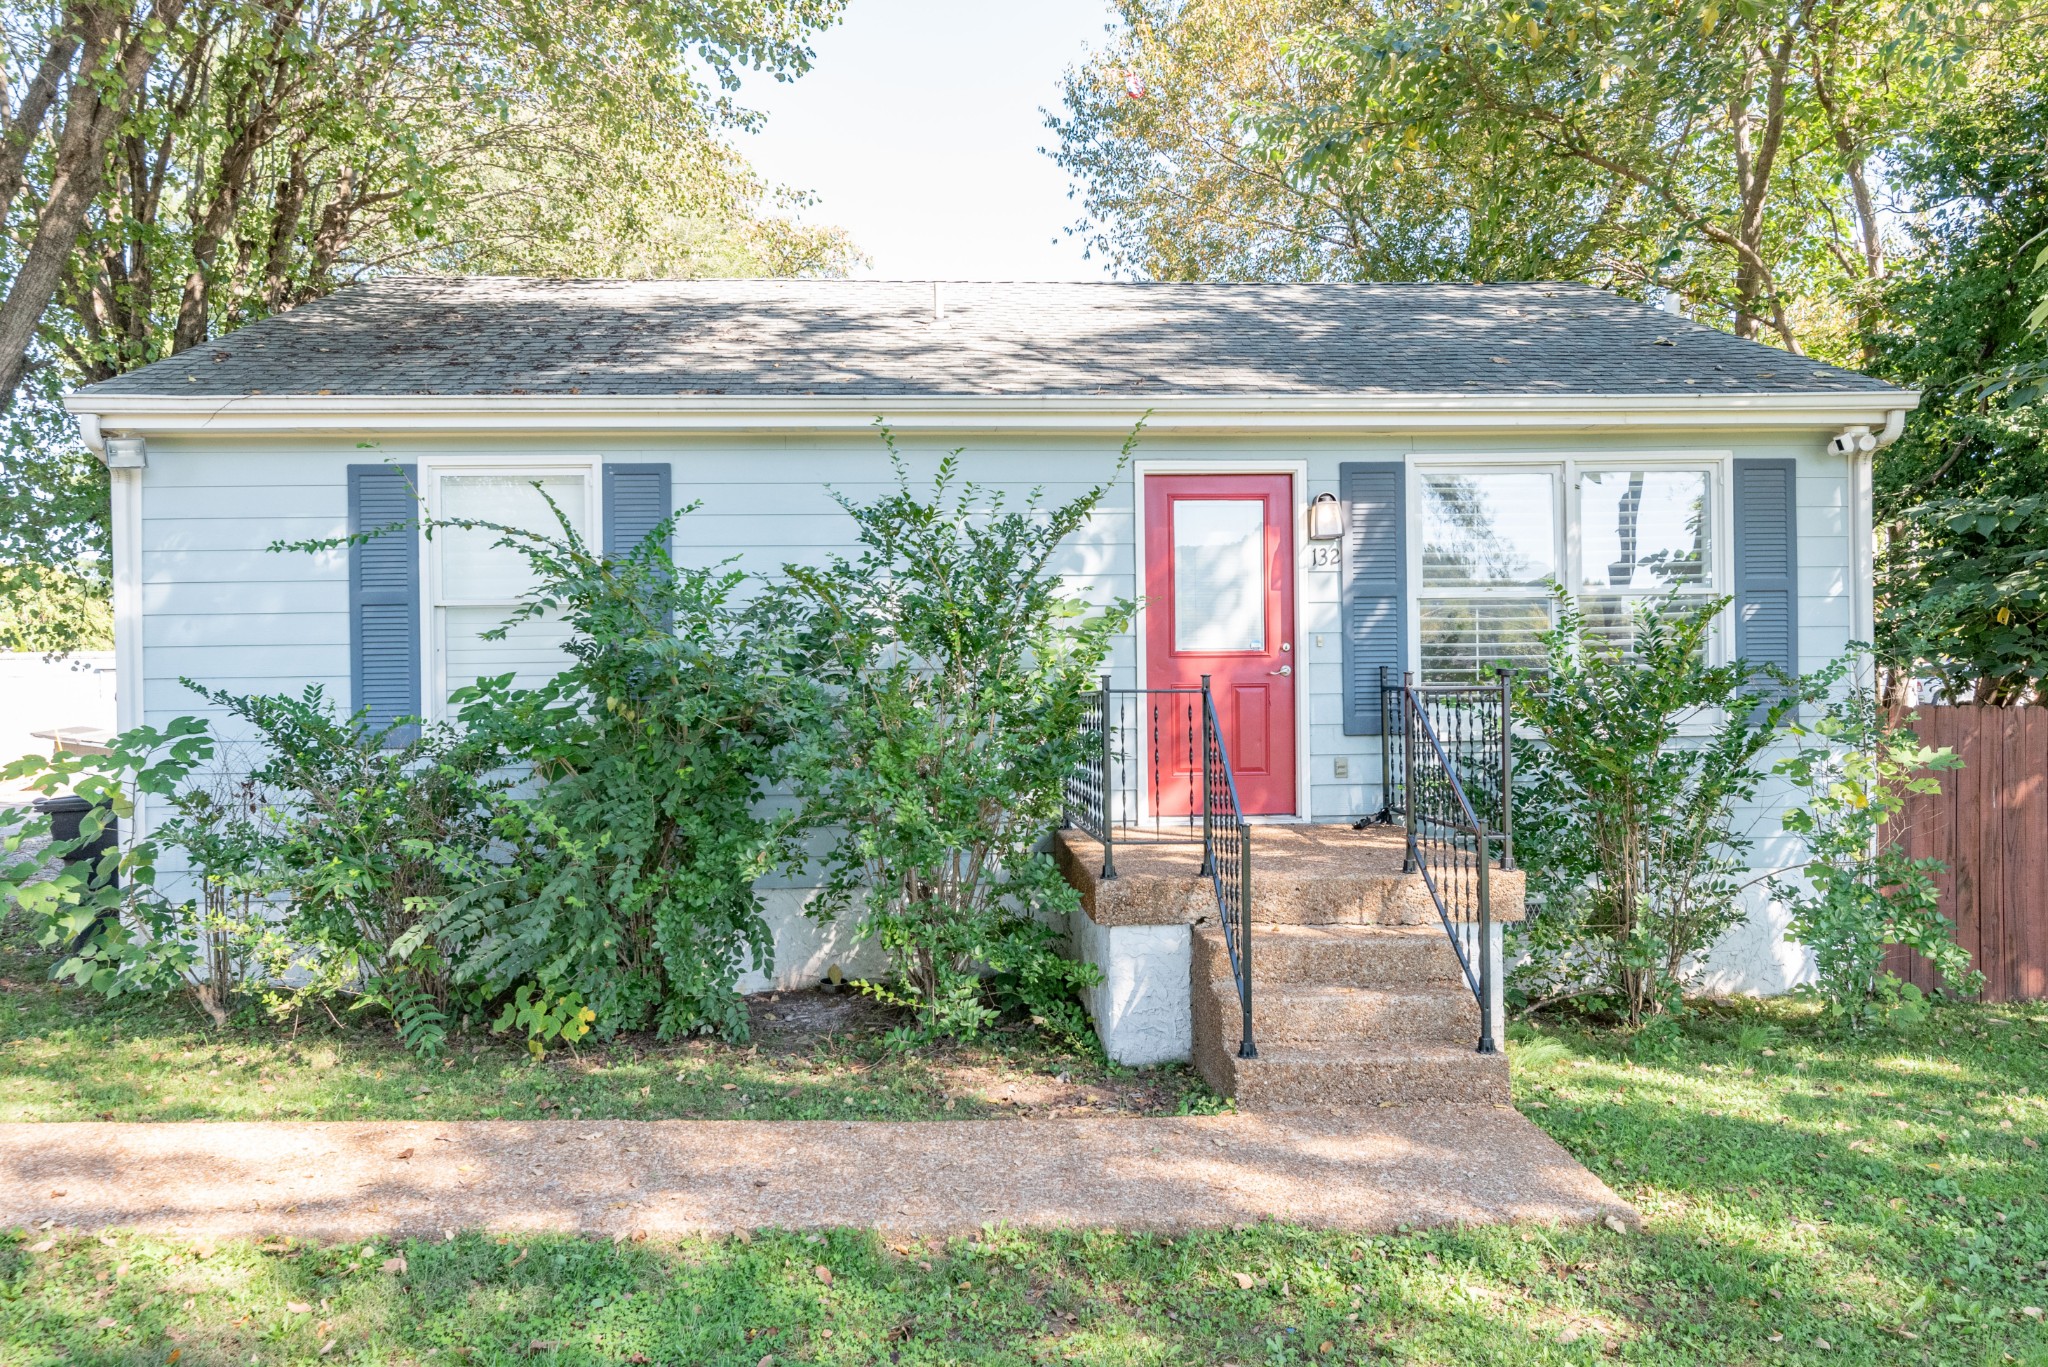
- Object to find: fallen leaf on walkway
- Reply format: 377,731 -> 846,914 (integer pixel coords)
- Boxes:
48,1189 -> 65,1197
1602,1215 -> 1629,1236
1234,1272 -> 1256,1290
394,1147 -> 414,1161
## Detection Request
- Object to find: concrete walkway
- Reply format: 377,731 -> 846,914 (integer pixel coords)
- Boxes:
0,1107 -> 1632,1241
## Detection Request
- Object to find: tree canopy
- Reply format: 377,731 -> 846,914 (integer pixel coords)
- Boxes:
1868,71 -> 2048,703
1056,1 -> 2030,356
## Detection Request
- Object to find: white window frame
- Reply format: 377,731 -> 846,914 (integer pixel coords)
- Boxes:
418,456 -> 603,720
1407,452 -> 1734,685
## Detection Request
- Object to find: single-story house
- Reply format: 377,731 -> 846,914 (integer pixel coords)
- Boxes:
62,278 -> 1913,1075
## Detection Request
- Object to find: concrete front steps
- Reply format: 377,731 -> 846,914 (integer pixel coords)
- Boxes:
1191,922 -> 1509,1108
1053,823 -> 1525,1103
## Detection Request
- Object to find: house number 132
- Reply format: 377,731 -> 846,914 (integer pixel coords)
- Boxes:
1308,545 -> 1343,569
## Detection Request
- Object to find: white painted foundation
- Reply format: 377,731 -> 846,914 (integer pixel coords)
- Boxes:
1069,908 -> 1193,1066
736,891 -> 893,994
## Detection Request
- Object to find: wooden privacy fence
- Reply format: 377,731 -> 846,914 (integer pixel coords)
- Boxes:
1883,706 -> 2048,1002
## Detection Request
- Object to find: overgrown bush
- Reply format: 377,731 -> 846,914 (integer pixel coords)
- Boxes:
4,694 -> 508,1051
190,686 -> 510,1053
0,718 -> 284,1026
777,433 -> 1133,1042
1510,589 -> 1816,1027
1772,684 -> 1980,1028
426,497 -> 819,1044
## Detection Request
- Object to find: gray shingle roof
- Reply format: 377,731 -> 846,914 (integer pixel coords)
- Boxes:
78,277 -> 1899,399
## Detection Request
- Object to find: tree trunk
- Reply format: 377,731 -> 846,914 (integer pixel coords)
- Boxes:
171,4 -> 300,354
0,0 -> 191,417
0,21 -> 81,225
1728,30 -> 1796,346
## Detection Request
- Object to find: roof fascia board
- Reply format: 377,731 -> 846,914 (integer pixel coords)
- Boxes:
63,390 -> 1919,437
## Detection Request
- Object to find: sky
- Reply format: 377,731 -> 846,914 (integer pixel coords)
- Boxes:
733,0 -> 1119,281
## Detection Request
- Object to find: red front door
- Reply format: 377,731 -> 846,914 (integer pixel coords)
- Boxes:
1145,473 -> 1297,816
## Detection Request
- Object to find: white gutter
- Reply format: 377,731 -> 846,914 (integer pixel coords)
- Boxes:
1873,407 -> 1908,448
63,389 -> 1919,437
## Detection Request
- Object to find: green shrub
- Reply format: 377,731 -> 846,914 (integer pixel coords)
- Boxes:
1510,588 -> 1816,1027
1771,680 -> 1980,1027
777,432 -> 1134,1042
431,496 -> 819,1044
0,718 -> 277,1025
4,694 -> 508,1053
189,685 -> 510,1054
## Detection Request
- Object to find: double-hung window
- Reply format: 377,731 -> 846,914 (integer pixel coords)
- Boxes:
1415,460 -> 1721,684
1418,469 -> 1559,683
423,464 -> 595,715
1575,467 -> 1715,655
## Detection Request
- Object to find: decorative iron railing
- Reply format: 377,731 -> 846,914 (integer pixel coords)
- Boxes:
1377,666 -> 1514,1055
1064,674 -> 1255,1058
1201,684 -> 1256,1059
1063,679 -> 1208,874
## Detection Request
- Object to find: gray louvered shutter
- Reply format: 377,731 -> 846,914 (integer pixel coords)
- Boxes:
604,463 -> 672,560
1732,458 -> 1800,710
1340,462 -> 1407,735
604,463 -> 674,631
347,464 -> 420,740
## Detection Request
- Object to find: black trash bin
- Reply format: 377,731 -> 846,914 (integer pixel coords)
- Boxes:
31,794 -> 119,951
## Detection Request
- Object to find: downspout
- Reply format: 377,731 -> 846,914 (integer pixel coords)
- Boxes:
1850,407 -> 1908,694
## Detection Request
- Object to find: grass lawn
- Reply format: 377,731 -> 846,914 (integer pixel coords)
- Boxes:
2,993 -> 2044,1365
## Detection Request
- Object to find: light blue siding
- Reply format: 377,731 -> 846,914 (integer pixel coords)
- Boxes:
136,428 -> 1863,832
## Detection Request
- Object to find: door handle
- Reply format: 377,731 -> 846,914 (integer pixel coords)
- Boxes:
1269,665 -> 1292,676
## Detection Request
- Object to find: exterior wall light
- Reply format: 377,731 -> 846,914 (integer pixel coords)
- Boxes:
1307,491 -> 1343,541
102,436 -> 148,469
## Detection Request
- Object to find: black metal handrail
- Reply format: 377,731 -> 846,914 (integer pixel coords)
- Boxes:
1376,666 -> 1513,1055
1201,684 -> 1256,1059
1063,678 -> 1208,877
1064,673 -> 1255,1057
